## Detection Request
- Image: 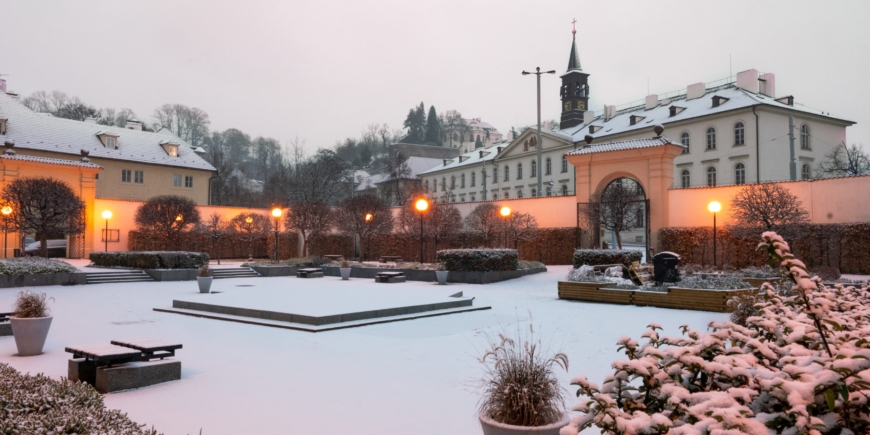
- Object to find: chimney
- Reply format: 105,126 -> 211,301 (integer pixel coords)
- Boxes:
125,120 -> 143,131
84,117 -> 98,124
736,69 -> 759,93
604,105 -> 615,121
0,79 -> 6,93
759,72 -> 776,98
686,82 -> 706,100
583,110 -> 595,125
644,94 -> 658,110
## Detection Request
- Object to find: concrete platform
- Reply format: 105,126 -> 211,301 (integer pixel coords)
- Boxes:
69,358 -> 181,393
375,275 -> 407,283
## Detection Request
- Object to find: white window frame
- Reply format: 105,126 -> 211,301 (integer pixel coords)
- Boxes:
173,174 -> 182,187
706,166 -> 717,187
735,163 -> 745,185
185,175 -> 194,188
681,169 -> 690,188
734,122 -> 745,145
801,163 -> 812,180
800,124 -> 811,150
561,156 -> 568,172
706,127 -> 716,150
121,169 -> 131,183
545,157 -> 552,175
134,170 -> 144,184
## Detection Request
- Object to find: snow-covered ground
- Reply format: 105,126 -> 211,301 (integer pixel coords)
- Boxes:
0,266 -> 729,435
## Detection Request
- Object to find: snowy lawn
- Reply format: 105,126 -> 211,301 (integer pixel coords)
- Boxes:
0,266 -> 727,435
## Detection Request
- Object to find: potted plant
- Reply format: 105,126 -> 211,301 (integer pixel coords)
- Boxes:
435,263 -> 449,285
10,290 -> 54,356
197,264 -> 213,293
339,260 -> 352,280
478,325 -> 570,435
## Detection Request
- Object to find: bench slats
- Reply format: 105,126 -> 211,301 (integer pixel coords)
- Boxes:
111,338 -> 183,353
65,344 -> 142,362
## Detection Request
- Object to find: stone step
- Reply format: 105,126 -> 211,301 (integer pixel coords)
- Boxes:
86,270 -> 154,284
211,268 -> 259,279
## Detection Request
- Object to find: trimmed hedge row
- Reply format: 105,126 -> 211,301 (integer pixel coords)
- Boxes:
573,249 -> 643,268
436,249 -> 519,272
89,252 -> 209,269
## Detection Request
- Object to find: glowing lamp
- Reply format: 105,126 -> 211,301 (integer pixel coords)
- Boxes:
175,214 -> 183,222
415,198 -> 429,212
1,206 -> 12,216
707,201 -> 722,213
245,216 -> 254,224
499,206 -> 511,217
365,213 -> 373,222
271,208 -> 283,218
102,210 -> 112,220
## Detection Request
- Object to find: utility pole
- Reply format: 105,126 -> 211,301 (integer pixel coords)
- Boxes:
788,116 -> 797,180
522,67 -> 556,197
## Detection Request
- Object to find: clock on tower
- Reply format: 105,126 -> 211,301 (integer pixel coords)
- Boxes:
559,23 -> 590,129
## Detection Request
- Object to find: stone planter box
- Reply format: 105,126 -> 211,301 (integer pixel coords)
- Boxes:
144,269 -> 198,282
0,272 -> 87,288
558,281 -> 756,312
250,265 -> 298,277
322,266 -> 546,284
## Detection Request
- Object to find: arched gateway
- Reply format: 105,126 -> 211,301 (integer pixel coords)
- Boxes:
564,130 -> 685,258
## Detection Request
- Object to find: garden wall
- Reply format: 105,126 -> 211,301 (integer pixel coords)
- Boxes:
557,281 -> 756,313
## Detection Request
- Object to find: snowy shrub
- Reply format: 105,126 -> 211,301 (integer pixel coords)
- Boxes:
12,290 -> 53,318
740,264 -> 779,278
675,275 -> 753,290
572,249 -> 642,268
479,323 -> 568,426
565,267 -> 633,286
518,260 -> 545,270
89,251 -> 209,269
437,249 -> 518,272
562,231 -> 870,435
0,257 -> 77,275
0,363 -> 161,434
727,291 -> 763,326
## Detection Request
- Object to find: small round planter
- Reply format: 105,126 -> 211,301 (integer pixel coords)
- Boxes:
479,412 -> 570,435
197,276 -> 214,293
10,316 -> 53,356
436,270 -> 449,285
340,268 -> 351,280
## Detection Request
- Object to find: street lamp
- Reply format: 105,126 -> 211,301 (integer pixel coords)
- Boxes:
245,216 -> 254,262
708,201 -> 722,269
363,213 -> 373,261
522,67 -> 556,197
414,198 -> 429,263
1,206 -> 12,258
271,208 -> 283,263
101,210 -> 113,252
499,206 -> 512,248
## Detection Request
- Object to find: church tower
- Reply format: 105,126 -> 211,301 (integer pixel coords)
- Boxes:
559,24 -> 590,129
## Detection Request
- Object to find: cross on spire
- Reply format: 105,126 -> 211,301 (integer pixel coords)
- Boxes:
572,18 -> 577,34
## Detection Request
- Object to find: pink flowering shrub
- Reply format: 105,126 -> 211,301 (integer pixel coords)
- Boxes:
562,232 -> 870,435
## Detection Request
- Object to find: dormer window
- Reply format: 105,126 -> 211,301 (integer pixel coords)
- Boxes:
0,118 -> 6,135
712,95 -> 730,108
589,125 -> 602,134
629,115 -> 645,126
775,95 -> 794,106
96,132 -> 119,149
160,140 -> 180,157
669,106 -> 686,117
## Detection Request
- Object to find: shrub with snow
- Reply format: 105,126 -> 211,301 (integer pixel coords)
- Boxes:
437,249 -> 518,272
0,257 -> 77,275
89,251 -> 209,269
565,267 -> 633,286
674,274 -> 753,290
562,231 -> 870,435
573,249 -> 642,268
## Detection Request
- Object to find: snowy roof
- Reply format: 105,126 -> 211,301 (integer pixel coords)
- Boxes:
559,85 -> 855,142
564,136 -> 683,156
355,156 -> 443,191
0,92 -> 216,172
0,153 -> 103,169
419,140 -> 510,175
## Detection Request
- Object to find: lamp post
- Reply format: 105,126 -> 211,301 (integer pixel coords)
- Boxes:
414,198 -> 429,263
708,201 -> 722,269
101,210 -> 113,252
522,67 -> 556,197
363,212 -> 373,261
271,208 -> 283,263
245,216 -> 254,262
499,206 -> 511,248
1,206 -> 11,258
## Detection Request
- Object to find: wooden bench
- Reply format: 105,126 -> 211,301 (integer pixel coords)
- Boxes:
0,312 -> 11,337
375,271 -> 406,283
379,256 -> 403,263
66,338 -> 183,393
297,268 -> 324,278
323,255 -> 343,262
110,338 -> 183,361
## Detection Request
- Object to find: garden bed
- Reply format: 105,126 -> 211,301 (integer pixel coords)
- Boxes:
250,265 -> 298,277
0,257 -> 86,288
557,281 -> 756,312
322,266 -> 546,284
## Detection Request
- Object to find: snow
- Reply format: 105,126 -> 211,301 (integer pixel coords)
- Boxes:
0,266 -> 732,435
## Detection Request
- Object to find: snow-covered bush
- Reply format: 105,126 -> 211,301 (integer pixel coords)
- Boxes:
565,267 -> 633,286
562,231 -> 870,435
0,363 -> 161,434
437,249 -> 518,272
740,264 -> 779,278
0,257 -> 77,275
89,251 -> 209,269
573,249 -> 642,268
675,274 -> 753,290
518,260 -> 545,270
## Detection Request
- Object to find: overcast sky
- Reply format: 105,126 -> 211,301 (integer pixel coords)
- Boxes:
3,0 -> 868,153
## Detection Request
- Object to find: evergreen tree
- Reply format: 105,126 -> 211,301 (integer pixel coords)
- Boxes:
424,105 -> 441,145
414,102 -> 426,142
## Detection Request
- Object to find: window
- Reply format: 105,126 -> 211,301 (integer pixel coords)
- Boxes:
185,176 -> 194,188
461,174 -> 465,188
450,176 -> 455,189
518,190 -> 524,198
503,165 -> 509,182
734,122 -> 745,145
531,188 -> 537,197
546,186 -> 552,196
706,127 -> 716,150
681,169 -> 690,188
432,179 -> 437,192
545,158 -> 552,175
106,137 -> 116,149
441,177 -> 445,191
561,156 -> 568,172
531,160 -> 537,177
517,163 -> 523,179
173,174 -> 182,187
504,191 -> 509,199
493,167 -> 498,183
735,163 -> 745,185
493,192 -> 498,200
122,169 -> 131,183
134,170 -> 144,184
471,195 -> 475,202
706,167 -> 717,187
681,132 -> 690,154
424,180 -> 429,191
802,163 -> 812,180
471,172 -> 476,187
561,184 -> 568,196
800,124 -> 810,149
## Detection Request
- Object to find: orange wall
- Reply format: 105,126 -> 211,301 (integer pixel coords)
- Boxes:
387,195 -> 578,229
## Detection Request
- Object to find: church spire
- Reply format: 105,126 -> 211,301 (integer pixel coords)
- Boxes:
567,19 -> 582,72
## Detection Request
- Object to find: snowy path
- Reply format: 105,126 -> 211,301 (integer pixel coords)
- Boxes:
0,266 -> 726,435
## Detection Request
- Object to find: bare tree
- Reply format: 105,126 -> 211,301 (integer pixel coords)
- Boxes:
584,178 -> 645,249
816,143 -> 870,177
287,149 -> 347,205
197,213 -> 233,264
284,200 -> 333,257
428,203 -> 462,254
152,104 -> 211,147
498,212 -> 539,249
380,152 -> 413,206
229,212 -> 270,260
730,183 -> 809,232
464,203 -> 500,247
2,177 -> 85,257
334,194 -> 394,260
134,195 -> 201,250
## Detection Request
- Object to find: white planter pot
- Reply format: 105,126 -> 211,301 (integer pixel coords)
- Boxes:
197,276 -> 213,293
436,270 -> 449,285
479,412 -> 569,435
10,316 -> 53,356
340,268 -> 351,280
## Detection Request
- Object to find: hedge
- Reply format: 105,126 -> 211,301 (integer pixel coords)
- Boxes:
89,252 -> 209,269
436,249 -> 519,272
572,249 -> 643,268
